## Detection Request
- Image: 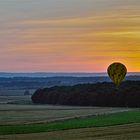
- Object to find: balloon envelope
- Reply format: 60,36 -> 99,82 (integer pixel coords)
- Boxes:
107,62 -> 127,86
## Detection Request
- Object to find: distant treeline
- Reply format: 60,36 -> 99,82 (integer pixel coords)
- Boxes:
32,81 -> 140,107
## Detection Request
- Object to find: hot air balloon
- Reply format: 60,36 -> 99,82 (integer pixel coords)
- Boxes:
107,62 -> 127,86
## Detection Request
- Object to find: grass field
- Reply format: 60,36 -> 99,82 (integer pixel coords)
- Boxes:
0,104 -> 133,125
0,89 -> 35,96
0,95 -> 32,104
0,96 -> 139,139
1,123 -> 140,140
0,111 -> 140,135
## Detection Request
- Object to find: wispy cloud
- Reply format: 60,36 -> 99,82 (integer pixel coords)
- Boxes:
0,0 -> 139,72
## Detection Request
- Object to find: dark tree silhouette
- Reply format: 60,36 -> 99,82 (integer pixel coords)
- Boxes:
31,81 -> 140,107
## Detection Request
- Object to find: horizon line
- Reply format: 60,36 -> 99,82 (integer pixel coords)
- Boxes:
0,71 -> 140,73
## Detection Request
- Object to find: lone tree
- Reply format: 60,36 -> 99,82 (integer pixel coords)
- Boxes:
24,90 -> 30,95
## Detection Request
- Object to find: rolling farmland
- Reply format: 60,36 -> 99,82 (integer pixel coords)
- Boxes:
0,95 -> 139,140
0,103 -> 133,125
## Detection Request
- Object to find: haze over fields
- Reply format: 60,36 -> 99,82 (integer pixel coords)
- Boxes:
0,0 -> 140,72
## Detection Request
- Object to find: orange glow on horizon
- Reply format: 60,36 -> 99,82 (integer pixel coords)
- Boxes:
0,0 -> 139,72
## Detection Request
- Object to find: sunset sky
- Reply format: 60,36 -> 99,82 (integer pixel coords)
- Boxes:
0,0 -> 140,72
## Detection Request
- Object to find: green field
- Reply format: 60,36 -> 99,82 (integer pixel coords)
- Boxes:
0,103 -> 132,125
0,96 -> 139,139
1,123 -> 140,140
0,111 -> 140,135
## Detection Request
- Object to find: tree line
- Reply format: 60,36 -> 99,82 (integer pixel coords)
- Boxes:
32,81 -> 140,107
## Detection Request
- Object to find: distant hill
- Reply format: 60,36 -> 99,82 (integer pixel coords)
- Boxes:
0,72 -> 140,77
0,75 -> 140,91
